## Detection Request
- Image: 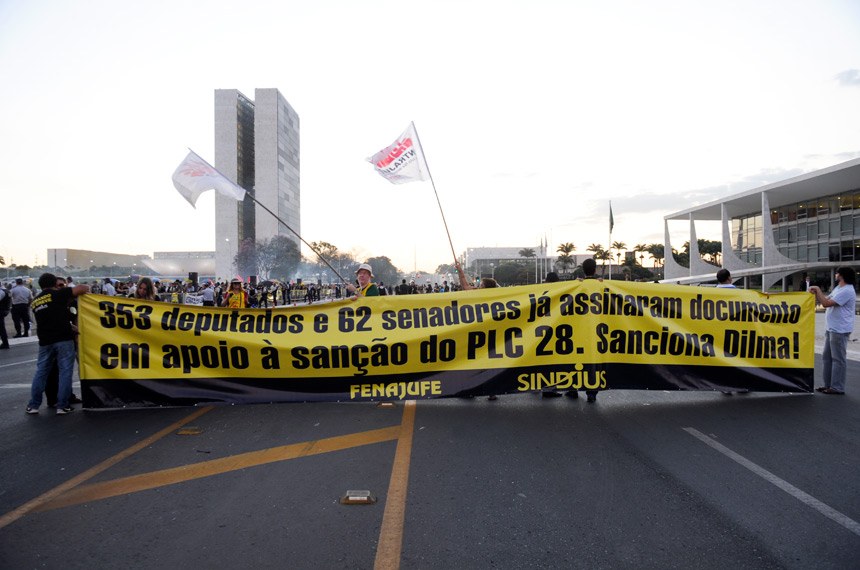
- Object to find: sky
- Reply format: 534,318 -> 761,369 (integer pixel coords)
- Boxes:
1,0 -> 859,274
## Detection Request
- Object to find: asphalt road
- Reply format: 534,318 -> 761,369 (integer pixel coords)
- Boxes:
0,339 -> 858,569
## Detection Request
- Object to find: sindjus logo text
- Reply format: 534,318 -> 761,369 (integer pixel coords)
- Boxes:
517,364 -> 607,391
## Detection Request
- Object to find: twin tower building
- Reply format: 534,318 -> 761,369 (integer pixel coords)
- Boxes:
214,89 -> 300,280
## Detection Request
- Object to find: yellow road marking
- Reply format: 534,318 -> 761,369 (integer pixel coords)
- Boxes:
0,406 -> 213,530
38,425 -> 402,512
374,400 -> 417,570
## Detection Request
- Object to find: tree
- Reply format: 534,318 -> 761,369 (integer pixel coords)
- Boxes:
308,241 -> 356,283
586,243 -> 608,275
0,255 -> 4,266
556,242 -> 575,274
645,243 -> 664,266
494,262 -> 528,285
366,256 -> 400,289
611,241 -> 627,272
234,237 -> 257,278
257,236 -> 301,281
518,248 -> 536,259
436,263 -> 456,275
633,243 -> 648,265
697,239 -> 722,266
673,242 -> 690,267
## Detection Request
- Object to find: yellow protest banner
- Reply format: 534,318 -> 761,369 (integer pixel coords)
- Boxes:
77,281 -> 814,407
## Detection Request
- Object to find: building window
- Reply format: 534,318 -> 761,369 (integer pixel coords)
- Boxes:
842,214 -> 853,236
797,203 -> 808,220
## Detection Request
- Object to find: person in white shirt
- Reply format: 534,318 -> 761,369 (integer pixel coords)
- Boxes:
10,278 -> 34,337
102,278 -> 116,296
200,282 -> 216,306
809,266 -> 856,395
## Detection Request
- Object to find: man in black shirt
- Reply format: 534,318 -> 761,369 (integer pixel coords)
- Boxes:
25,273 -> 89,415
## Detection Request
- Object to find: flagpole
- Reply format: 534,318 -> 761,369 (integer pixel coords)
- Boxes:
608,201 -> 613,280
246,192 -> 348,283
410,122 -> 458,265
188,149 -> 348,284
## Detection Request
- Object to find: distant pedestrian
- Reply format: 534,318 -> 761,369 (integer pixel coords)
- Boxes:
10,278 -> 33,337
200,282 -> 216,306
102,277 -> 116,296
809,267 -> 856,395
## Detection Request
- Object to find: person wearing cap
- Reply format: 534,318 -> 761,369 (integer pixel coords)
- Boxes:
347,264 -> 379,298
221,278 -> 249,308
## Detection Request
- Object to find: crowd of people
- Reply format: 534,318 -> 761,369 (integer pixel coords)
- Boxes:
4,261 -> 854,416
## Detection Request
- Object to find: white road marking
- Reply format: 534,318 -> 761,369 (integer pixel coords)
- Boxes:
684,427 -> 860,537
0,359 -> 37,368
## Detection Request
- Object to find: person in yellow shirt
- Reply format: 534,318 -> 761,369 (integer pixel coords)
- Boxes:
221,278 -> 248,308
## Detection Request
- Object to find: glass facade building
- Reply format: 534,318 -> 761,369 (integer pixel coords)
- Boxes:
664,157 -> 860,290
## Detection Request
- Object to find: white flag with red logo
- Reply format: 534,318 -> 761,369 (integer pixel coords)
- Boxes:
367,122 -> 429,184
172,150 -> 246,208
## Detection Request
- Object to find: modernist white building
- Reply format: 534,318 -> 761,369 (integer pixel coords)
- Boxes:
214,88 -> 300,280
664,157 -> 860,290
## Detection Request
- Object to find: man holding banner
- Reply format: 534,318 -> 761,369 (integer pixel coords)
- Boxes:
26,274 -> 89,415
809,267 -> 856,395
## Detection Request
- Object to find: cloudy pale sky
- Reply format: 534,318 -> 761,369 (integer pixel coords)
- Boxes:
1,0 -> 858,273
